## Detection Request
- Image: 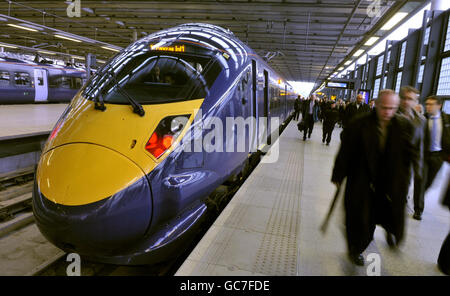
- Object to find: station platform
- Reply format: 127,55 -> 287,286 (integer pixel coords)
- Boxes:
176,120 -> 450,276
0,104 -> 68,140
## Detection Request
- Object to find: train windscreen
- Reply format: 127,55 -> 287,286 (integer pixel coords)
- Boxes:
83,51 -> 222,105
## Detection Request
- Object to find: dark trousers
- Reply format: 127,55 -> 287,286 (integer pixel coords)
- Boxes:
414,152 -> 443,214
438,232 -> 450,275
303,114 -> 314,139
322,124 -> 335,144
294,110 -> 300,121
413,175 -> 424,214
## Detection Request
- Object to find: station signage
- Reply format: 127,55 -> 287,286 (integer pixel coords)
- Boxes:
326,80 -> 355,89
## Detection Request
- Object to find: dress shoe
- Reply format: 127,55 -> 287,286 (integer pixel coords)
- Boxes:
326,142 -> 330,146
348,253 -> 364,266
413,212 -> 422,220
386,233 -> 397,248
303,137 -> 306,141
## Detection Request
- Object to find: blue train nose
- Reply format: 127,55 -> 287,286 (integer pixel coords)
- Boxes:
33,177 -> 152,256
32,144 -> 153,256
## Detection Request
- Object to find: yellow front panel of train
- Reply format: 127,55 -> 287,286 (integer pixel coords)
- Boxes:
44,95 -> 203,175
38,95 -> 203,205
38,143 -> 144,206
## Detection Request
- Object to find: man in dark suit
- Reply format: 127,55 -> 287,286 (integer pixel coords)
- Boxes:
419,96 -> 450,219
397,86 -> 426,220
332,90 -> 416,266
322,101 -> 340,145
294,96 -> 301,121
343,94 -> 370,129
301,94 -> 317,141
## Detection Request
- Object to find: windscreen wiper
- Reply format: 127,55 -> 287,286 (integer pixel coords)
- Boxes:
94,92 -> 106,111
107,70 -> 145,117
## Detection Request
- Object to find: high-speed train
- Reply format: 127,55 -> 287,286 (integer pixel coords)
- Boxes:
0,57 -> 86,103
33,23 -> 297,265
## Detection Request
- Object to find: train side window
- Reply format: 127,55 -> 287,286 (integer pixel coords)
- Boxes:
61,76 -> 71,89
14,72 -> 31,86
71,77 -> 82,89
0,70 -> 10,86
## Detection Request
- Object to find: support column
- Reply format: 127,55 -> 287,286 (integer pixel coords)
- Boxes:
431,0 -> 446,11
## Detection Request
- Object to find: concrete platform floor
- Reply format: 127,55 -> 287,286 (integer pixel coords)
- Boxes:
0,104 -> 68,139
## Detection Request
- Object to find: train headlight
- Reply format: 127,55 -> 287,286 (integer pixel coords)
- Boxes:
145,115 -> 190,159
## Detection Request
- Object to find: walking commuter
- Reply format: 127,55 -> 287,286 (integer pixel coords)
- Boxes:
338,99 -> 346,128
322,101 -> 340,146
301,94 -> 317,141
397,86 -> 426,221
294,96 -> 301,121
418,96 -> 450,219
331,90 -> 417,266
342,94 -> 370,129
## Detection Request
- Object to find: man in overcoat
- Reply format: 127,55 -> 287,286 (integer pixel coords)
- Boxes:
331,90 -> 417,266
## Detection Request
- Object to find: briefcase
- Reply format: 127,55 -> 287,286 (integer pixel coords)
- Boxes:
297,120 -> 305,132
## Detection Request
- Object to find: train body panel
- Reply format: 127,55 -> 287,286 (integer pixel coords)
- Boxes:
0,59 -> 85,103
33,23 -> 297,264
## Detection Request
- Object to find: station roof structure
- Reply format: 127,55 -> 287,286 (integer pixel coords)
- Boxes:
0,0 -> 428,85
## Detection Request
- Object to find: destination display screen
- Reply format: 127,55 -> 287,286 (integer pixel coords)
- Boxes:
326,81 -> 348,88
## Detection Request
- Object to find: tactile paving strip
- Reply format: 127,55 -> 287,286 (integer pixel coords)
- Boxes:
176,122 -> 304,275
251,137 -> 303,275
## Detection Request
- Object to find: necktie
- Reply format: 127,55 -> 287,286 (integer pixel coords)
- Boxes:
431,116 -> 437,151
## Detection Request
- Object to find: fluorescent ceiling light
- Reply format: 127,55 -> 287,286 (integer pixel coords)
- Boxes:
97,59 -> 106,63
7,23 -> 38,32
353,49 -> 365,57
101,46 -> 120,52
381,12 -> 408,31
365,37 -> 380,46
344,61 -> 351,66
38,50 -> 56,55
0,43 -> 17,49
55,34 -> 82,42
71,55 -> 85,60
338,67 -> 344,71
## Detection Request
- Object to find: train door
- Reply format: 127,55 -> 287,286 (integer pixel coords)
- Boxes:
251,60 -> 257,151
263,70 -> 270,145
34,69 -> 48,102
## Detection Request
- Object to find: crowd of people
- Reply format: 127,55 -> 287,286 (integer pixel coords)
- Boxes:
294,87 -> 450,274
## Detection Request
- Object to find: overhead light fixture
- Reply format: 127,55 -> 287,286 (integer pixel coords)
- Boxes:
353,49 -> 365,57
338,67 -> 344,71
55,34 -> 82,42
365,37 -> 380,46
97,59 -> 106,64
38,50 -> 56,55
101,46 -> 120,52
71,55 -> 85,60
344,61 -> 351,66
0,43 -> 17,49
7,23 -> 38,32
381,12 -> 408,31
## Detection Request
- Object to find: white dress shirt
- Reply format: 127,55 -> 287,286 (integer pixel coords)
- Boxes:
428,111 -> 442,152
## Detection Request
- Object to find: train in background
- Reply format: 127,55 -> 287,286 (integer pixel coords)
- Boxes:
33,23 -> 297,265
0,57 -> 86,104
